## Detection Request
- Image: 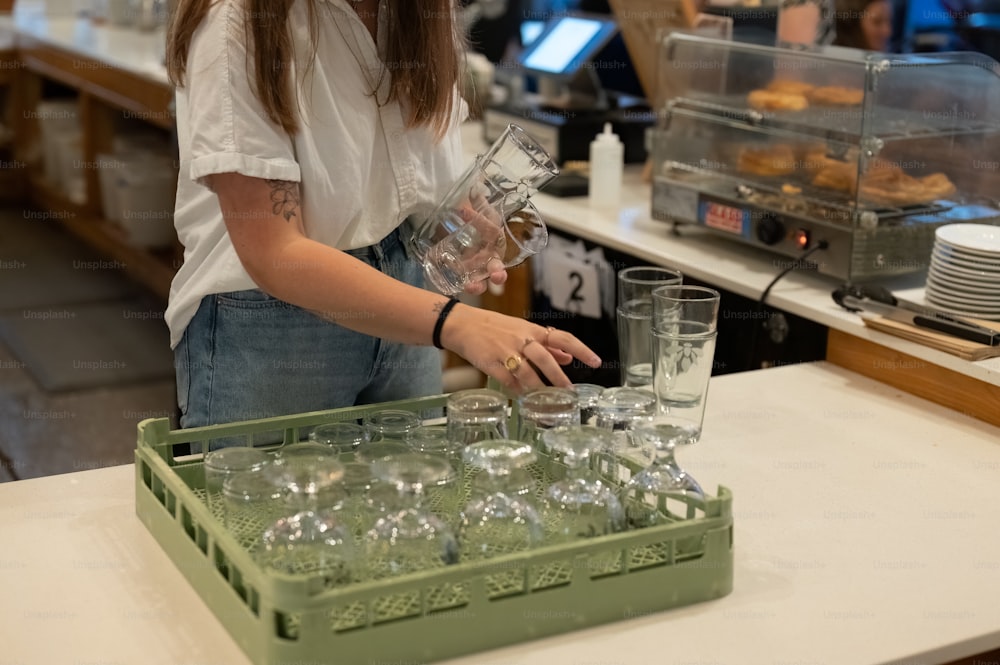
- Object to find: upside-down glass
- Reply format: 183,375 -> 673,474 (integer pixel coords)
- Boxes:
406,424 -> 466,525
540,426 -> 624,542
650,285 -> 720,439
517,387 -> 580,447
274,456 -> 346,513
358,410 -> 421,464
616,266 -> 683,387
338,462 -> 398,537
255,509 -> 357,591
203,447 -> 271,520
623,422 -> 705,529
308,422 -> 368,456
460,440 -> 544,561
572,383 -> 605,426
222,464 -> 288,550
422,194 -> 548,296
447,388 -> 508,445
594,386 -> 657,483
517,387 -> 580,482
364,453 -> 460,580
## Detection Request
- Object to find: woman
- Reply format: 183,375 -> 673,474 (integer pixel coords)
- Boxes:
777,0 -> 837,48
834,0 -> 893,51
165,0 -> 600,429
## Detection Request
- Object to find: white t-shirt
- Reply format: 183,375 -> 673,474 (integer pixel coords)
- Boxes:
165,0 -> 468,348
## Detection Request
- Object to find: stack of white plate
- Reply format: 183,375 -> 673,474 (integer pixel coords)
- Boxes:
926,224 -> 1000,320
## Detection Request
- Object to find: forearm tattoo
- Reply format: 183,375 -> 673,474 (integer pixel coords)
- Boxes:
266,180 -> 300,222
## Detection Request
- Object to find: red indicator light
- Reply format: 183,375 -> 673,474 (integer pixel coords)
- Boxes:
794,229 -> 810,250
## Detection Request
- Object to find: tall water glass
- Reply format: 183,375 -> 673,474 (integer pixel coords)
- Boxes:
616,266 -> 683,387
650,285 -> 720,442
447,389 -> 508,445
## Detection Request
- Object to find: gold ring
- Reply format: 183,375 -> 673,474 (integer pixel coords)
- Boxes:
544,326 -> 555,346
504,354 -> 523,373
521,337 -> 537,353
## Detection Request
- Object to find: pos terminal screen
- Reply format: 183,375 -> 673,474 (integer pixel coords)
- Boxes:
518,15 -> 619,78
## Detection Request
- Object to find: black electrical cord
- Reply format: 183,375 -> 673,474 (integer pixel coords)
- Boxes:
747,240 -> 830,368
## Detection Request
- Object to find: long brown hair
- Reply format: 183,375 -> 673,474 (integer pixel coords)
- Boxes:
166,0 -> 465,137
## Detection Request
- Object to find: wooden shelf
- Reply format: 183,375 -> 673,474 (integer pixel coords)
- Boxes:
17,35 -> 173,130
28,175 -> 177,300
6,34 -> 180,302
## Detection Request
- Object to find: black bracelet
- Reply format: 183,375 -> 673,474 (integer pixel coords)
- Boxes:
432,297 -> 460,350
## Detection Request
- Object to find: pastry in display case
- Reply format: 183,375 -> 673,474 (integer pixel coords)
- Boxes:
649,34 -> 1000,282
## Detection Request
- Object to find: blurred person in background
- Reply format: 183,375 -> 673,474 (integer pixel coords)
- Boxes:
834,0 -> 894,50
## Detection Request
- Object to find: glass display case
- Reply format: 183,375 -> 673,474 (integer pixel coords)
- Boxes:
650,34 -> 1000,282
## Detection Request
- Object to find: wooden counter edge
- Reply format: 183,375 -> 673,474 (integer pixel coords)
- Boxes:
826,328 -> 1000,428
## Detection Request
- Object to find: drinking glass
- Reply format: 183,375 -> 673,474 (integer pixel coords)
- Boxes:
649,285 -> 720,441
203,447 -> 271,520
594,386 -> 657,483
480,123 -> 560,193
540,426 -> 624,542
338,462 -> 398,537
517,387 -> 580,482
459,440 -> 544,561
308,422 -> 368,456
255,509 -> 357,591
411,150 -> 550,261
572,383 -> 605,425
359,410 -> 421,463
616,266 -> 683,387
517,387 -> 580,447
222,465 -> 288,549
364,410 -> 421,442
406,424 -> 466,524
275,456 -> 346,513
447,388 -> 508,445
623,422 -> 705,528
422,194 -> 547,296
364,453 -> 460,579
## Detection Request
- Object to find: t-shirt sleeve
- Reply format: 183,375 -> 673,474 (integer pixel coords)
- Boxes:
180,0 -> 301,186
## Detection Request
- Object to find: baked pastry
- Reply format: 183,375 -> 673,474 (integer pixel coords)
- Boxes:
812,159 -> 859,194
807,86 -> 864,106
860,170 -> 956,206
766,79 -> 816,96
747,89 -> 809,112
737,145 -> 797,176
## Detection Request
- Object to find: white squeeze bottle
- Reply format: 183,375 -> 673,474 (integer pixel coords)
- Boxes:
588,122 -> 624,208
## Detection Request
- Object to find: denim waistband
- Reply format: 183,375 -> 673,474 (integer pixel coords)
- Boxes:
344,225 -> 408,262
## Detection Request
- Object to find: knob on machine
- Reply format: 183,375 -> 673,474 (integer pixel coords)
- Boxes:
755,213 -> 785,246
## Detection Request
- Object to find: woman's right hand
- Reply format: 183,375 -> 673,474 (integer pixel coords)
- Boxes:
439,302 -> 601,393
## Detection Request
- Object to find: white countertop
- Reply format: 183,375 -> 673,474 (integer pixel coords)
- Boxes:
2,362 -> 1000,665
460,124 -> 1000,386
3,12 -> 168,84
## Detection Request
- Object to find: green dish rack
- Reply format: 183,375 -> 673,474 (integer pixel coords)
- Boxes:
134,393 -> 734,665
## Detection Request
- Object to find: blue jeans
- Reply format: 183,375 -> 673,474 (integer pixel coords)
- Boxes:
174,228 -> 442,439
